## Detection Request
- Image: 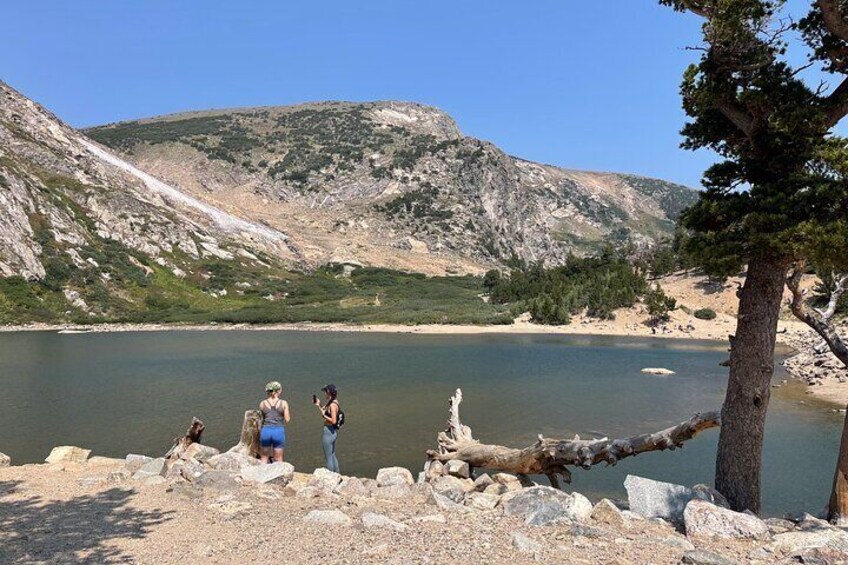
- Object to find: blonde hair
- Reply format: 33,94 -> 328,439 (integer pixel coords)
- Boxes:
265,381 -> 282,394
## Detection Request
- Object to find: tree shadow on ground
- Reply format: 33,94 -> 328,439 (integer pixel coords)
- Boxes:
694,278 -> 734,296
0,479 -> 173,563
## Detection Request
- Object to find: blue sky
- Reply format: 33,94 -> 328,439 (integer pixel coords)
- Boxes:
1,1 -> 841,188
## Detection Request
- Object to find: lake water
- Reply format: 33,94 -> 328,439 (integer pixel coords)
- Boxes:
0,330 -> 841,516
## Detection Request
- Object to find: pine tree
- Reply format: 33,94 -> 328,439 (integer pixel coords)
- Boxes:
659,0 -> 848,513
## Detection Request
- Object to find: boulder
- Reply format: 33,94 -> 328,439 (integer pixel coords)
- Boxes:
107,468 -> 131,483
431,475 -> 468,503
180,459 -> 207,482
483,483 -> 508,496
591,498 -> 631,530
691,484 -> 730,509
472,473 -> 494,492
194,470 -> 239,492
410,482 -> 435,501
125,454 -> 153,473
767,527 -> 848,556
310,468 -> 342,493
165,460 -> 188,481
0,452 -> 10,467
511,532 -> 542,553
428,491 -> 472,513
764,518 -> 795,535
334,477 -> 369,497
303,510 -> 352,526
132,457 -> 166,480
425,460 -> 444,481
465,492 -> 500,510
206,452 -> 259,472
683,499 -> 770,540
362,512 -> 408,532
444,460 -> 470,479
376,466 -> 414,487
240,462 -> 295,486
624,474 -> 696,525
140,475 -> 166,487
501,486 -> 592,526
45,446 -> 91,464
641,367 -> 676,375
86,456 -> 124,467
493,473 -> 523,491
180,443 -> 220,463
374,483 -> 412,500
680,549 -> 736,565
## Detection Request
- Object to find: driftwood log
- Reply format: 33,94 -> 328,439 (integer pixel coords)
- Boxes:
228,409 -> 262,458
164,417 -> 205,461
426,389 -> 721,489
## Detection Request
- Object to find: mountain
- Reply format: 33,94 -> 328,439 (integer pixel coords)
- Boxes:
0,81 -> 301,322
85,102 -> 698,274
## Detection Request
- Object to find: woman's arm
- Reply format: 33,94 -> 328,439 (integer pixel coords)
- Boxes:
283,401 -> 291,424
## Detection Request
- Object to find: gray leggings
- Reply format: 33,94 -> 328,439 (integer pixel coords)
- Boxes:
322,425 -> 339,473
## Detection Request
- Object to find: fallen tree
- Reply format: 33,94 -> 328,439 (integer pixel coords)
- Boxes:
426,389 -> 720,489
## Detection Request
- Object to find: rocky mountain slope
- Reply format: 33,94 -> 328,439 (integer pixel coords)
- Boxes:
85,101 -> 698,274
0,81 -> 299,321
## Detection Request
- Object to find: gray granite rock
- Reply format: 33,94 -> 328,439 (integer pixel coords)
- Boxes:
444,460 -> 470,479
376,466 -> 415,487
680,549 -> 737,565
132,457 -> 166,480
362,512 -> 408,532
624,474 -> 695,525
303,509 -> 351,526
511,532 -> 542,553
240,461 -> 294,486
684,499 -> 770,540
502,486 -> 592,526
194,470 -> 239,491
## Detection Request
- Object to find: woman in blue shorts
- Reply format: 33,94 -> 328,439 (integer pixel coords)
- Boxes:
259,381 -> 290,463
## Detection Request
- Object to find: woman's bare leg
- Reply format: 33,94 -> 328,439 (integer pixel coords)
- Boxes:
274,448 -> 284,463
260,446 -> 270,464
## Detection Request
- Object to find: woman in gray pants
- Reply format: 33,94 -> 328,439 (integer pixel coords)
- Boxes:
313,384 -> 340,472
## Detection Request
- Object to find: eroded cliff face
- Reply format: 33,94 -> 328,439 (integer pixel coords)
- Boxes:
86,101 -> 697,272
0,81 -> 296,319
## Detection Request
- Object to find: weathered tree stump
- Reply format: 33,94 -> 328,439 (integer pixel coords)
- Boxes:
228,409 -> 262,458
427,389 -> 720,488
164,417 -> 205,461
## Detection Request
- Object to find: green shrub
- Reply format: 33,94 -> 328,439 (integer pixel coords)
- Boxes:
694,307 -> 717,320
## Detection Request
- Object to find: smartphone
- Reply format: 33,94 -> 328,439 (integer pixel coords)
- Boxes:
312,394 -> 318,404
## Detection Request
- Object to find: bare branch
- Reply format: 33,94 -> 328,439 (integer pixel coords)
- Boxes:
786,267 -> 848,366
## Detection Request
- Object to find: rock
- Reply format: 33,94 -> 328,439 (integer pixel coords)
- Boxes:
764,518 -> 795,535
132,457 -> 166,480
125,454 -> 153,473
624,474 -> 696,525
680,549 -> 736,565
207,499 -> 252,516
502,486 -> 592,526
107,468 -> 131,483
310,468 -> 342,493
334,477 -> 369,497
692,484 -> 731,509
767,527 -> 848,556
683,499 -> 770,540
179,459 -> 206,482
180,443 -> 220,463
362,512 -> 408,532
428,491 -> 472,513
45,446 -> 91,464
425,460 -> 443,481
140,475 -> 166,486
410,482 -> 434,501
567,524 -> 613,539
376,466 -> 414,487
194,470 -> 239,491
303,510 -> 351,526
296,486 -> 321,499
0,452 -> 10,467
374,483 -> 412,500
483,483 -> 508,496
660,536 -> 695,552
431,475 -> 468,503
493,473 -> 523,491
240,462 -> 294,486
165,460 -> 188,481
86,456 -> 124,467
641,367 -> 676,375
511,532 -> 542,553
444,460 -> 470,479
472,473 -> 495,492
206,452 -> 259,472
465,492 -> 501,510
591,498 -> 631,530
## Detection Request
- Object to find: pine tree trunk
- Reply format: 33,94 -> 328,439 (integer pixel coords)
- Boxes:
829,407 -> 848,525
715,256 -> 787,514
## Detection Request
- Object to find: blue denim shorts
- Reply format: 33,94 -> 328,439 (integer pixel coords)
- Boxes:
260,426 -> 286,449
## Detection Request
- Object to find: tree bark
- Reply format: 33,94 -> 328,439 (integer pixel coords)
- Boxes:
164,417 -> 205,461
830,409 -> 848,525
228,409 -> 262,458
426,389 -> 720,486
715,256 -> 788,514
